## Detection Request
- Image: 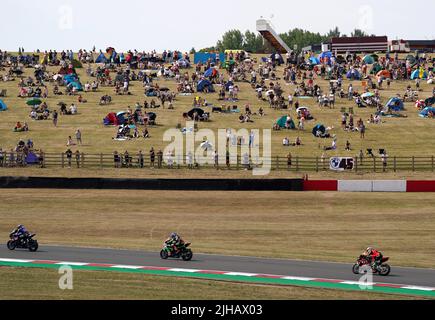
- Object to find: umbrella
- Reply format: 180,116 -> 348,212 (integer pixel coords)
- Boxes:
187,108 -> 205,119
361,92 -> 375,99
26,98 -> 42,106
200,141 -> 213,151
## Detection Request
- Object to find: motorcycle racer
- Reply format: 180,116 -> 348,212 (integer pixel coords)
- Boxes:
363,247 -> 383,270
165,232 -> 185,256
10,225 -> 30,245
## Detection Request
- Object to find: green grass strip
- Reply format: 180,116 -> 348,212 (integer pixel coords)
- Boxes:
1,261 -> 434,298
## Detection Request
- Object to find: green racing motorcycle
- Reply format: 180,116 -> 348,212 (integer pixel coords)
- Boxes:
160,241 -> 193,261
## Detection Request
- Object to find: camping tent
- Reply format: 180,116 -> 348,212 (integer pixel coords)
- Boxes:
270,53 -> 284,65
103,112 -> 126,126
363,55 -> 375,64
420,107 -> 435,118
276,116 -> 295,129
96,53 -> 108,63
385,97 -> 404,112
312,124 -> 326,137
411,69 -> 428,80
376,70 -> 391,79
319,51 -> 332,59
197,80 -> 214,92
309,57 -> 320,65
371,63 -> 383,74
0,99 -> 7,111
346,69 -> 361,80
26,98 -> 42,106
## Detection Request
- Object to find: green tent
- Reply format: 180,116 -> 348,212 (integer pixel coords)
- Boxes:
276,116 -> 295,129
26,98 -> 42,106
371,63 -> 383,74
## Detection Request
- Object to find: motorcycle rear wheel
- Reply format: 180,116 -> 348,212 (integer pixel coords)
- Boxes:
7,240 -> 16,250
160,250 -> 169,260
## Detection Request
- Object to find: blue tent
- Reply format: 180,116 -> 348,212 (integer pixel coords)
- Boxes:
0,99 -> 7,111
411,69 -> 428,80
385,97 -> 404,111
319,51 -> 332,59
420,107 -> 435,118
312,124 -> 326,137
70,81 -> 83,91
309,57 -> 320,65
194,53 -> 225,64
177,58 -> 191,68
197,80 -> 214,92
95,53 -> 108,63
346,69 -> 361,80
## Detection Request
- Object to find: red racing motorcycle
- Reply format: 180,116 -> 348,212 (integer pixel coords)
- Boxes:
352,255 -> 391,276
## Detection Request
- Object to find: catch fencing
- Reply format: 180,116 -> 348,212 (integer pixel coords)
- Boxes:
1,152 -> 435,173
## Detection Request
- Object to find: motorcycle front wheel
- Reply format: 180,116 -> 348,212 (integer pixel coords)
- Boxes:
7,240 -> 16,250
160,250 -> 169,260
352,264 -> 360,274
378,264 -> 391,276
28,241 -> 38,252
182,250 -> 193,261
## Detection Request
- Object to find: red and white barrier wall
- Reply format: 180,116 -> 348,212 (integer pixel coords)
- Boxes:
303,180 -> 435,192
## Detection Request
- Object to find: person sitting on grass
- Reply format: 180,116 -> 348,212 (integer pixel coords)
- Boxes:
66,136 -> 76,146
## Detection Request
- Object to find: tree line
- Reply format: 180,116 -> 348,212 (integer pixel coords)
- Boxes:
195,27 -> 375,53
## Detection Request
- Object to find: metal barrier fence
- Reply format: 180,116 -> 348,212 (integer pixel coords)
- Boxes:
1,152 -> 435,173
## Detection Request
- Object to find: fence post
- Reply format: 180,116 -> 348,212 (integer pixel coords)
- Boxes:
432,156 -> 434,172
316,157 -> 319,172
412,156 -> 415,172
373,156 -> 376,172
393,156 -> 396,173
61,153 -> 65,168
236,155 -> 239,170
355,157 -> 358,173
100,153 -> 103,169
276,156 -> 279,170
296,156 -> 299,172
81,153 -> 85,168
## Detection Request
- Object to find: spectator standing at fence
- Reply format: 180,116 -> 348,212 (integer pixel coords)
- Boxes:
287,152 -> 292,168
359,150 -> 364,165
382,153 -> 388,172
114,151 -> 121,168
157,149 -> 163,168
0,148 -> 4,167
138,150 -> 144,168
150,147 -> 155,167
38,150 -> 44,168
75,129 -> 82,145
65,149 -> 73,168
75,150 -> 81,168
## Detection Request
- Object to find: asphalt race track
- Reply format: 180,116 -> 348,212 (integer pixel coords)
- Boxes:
1,245 -> 434,288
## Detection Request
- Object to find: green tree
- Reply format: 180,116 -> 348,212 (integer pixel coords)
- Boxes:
351,29 -> 369,37
216,29 -> 244,51
326,27 -> 341,38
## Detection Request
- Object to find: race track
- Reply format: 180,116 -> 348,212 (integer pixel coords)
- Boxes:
1,244 -> 434,288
